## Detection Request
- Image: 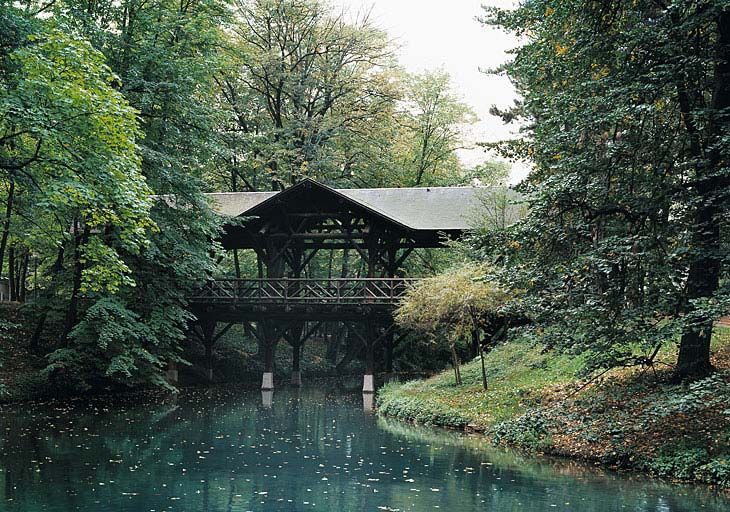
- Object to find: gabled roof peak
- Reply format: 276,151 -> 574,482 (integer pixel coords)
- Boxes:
206,179 -> 524,232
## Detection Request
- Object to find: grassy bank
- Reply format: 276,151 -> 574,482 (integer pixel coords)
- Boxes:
377,327 -> 730,488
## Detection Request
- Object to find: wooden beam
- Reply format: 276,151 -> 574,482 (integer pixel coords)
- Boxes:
212,322 -> 234,343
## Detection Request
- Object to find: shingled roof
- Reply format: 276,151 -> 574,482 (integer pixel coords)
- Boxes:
205,179 -> 524,232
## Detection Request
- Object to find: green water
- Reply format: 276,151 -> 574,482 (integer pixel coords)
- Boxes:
0,386 -> 727,511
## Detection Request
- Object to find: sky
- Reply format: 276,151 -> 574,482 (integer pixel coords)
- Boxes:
330,0 -> 529,183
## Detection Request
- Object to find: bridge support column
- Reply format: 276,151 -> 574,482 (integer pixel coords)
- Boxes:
363,393 -> 374,412
261,342 -> 275,390
363,373 -> 374,394
196,318 -> 227,384
261,371 -> 274,391
257,320 -> 280,391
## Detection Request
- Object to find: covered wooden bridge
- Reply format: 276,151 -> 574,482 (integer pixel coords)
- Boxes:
187,179 -> 520,392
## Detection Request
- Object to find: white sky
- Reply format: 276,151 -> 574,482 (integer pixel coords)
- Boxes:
331,0 -> 529,183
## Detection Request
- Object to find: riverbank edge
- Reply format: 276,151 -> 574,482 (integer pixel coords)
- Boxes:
376,331 -> 730,490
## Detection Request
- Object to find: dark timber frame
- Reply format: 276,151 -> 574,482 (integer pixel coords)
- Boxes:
190,179 -> 488,391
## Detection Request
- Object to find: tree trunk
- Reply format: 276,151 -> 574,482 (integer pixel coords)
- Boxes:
62,221 -> 89,342
470,329 -> 479,359
292,342 -> 301,373
0,177 -> 14,281
19,250 -> 28,302
30,244 -> 65,350
676,10 -> 730,380
7,245 -> 14,301
676,201 -> 719,379
451,344 -> 462,385
474,330 -> 488,390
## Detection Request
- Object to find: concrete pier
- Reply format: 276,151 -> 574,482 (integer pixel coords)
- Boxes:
363,374 -> 374,394
261,371 -> 274,390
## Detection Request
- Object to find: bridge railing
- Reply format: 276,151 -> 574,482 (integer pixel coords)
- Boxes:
190,278 -> 419,305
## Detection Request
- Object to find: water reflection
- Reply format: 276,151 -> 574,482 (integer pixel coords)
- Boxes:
362,393 -> 374,413
0,387 -> 727,512
261,390 -> 273,408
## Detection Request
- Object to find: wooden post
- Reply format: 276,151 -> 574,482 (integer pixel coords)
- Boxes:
262,328 -> 277,390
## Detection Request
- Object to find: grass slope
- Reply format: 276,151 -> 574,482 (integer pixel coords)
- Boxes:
378,340 -> 584,428
377,327 -> 730,488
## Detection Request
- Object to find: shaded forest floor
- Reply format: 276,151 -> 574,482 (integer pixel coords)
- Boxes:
377,327 -> 730,488
0,304 -> 45,401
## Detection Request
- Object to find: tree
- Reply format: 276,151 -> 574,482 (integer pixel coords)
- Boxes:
482,1 -> 730,379
399,68 -> 477,186
395,263 -> 513,387
217,0 -> 397,190
0,9 -> 154,299
0,7 -> 187,390
50,0 -> 229,388
0,1 -> 227,390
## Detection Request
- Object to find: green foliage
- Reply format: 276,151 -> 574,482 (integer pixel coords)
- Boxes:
646,372 -> 730,417
0,2 -> 224,390
396,262 -> 515,384
217,0 -> 397,189
492,410 -> 553,452
4,371 -> 51,401
398,68 -> 477,186
396,263 -> 512,339
48,298 -> 171,390
695,458 -> 730,487
1,10 -> 154,291
480,0 -> 730,377
378,330 -> 730,487
0,318 -> 18,396
376,380 -> 471,429
647,447 -> 711,481
0,0 -> 492,395
211,0 -> 488,192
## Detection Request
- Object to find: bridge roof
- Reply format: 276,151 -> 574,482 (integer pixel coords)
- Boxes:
206,179 -> 523,232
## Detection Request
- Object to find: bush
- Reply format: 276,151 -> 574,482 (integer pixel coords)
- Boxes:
376,382 -> 471,429
696,458 -> 730,488
5,371 -> 52,401
492,409 -> 554,452
644,447 -> 710,481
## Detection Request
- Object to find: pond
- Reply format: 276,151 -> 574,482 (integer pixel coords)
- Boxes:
0,385 -> 727,511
